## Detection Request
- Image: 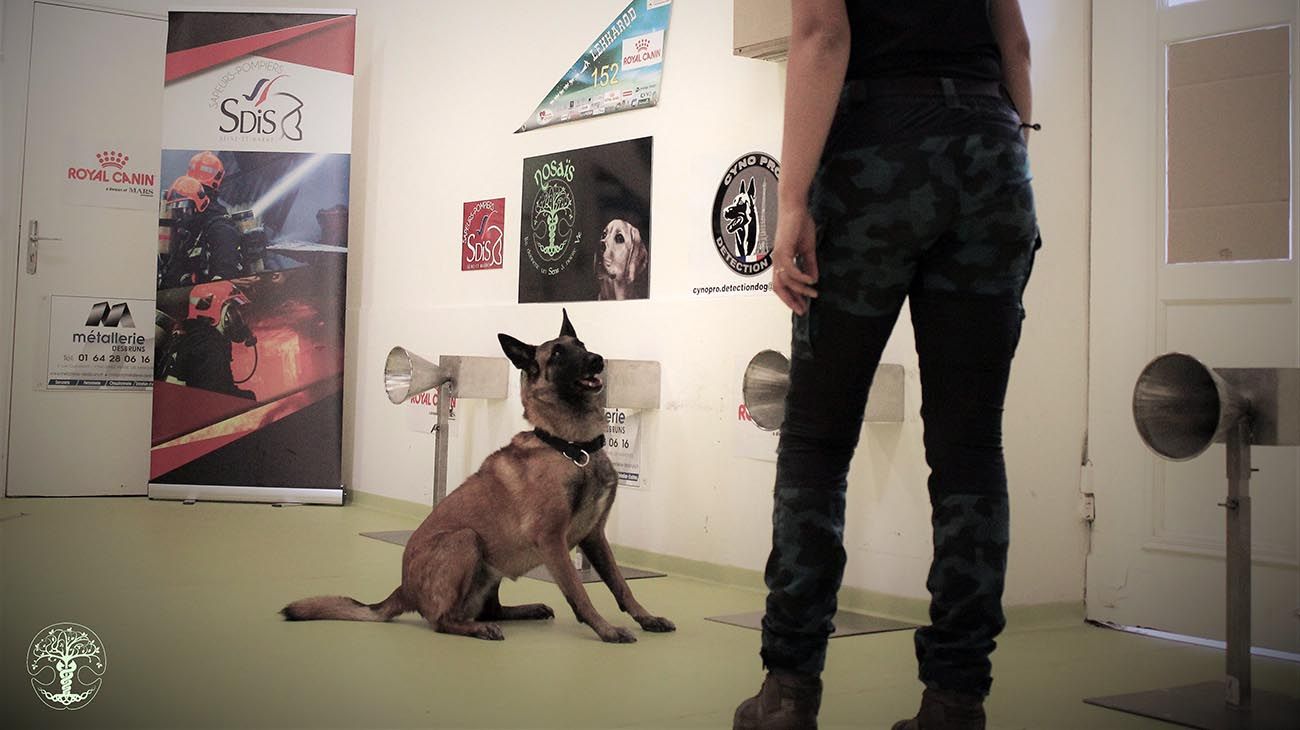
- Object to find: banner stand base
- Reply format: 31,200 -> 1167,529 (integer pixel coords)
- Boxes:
149,483 -> 344,506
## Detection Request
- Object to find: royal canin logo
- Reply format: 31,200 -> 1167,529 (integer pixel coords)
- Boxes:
95,150 -> 129,169
68,150 -> 155,186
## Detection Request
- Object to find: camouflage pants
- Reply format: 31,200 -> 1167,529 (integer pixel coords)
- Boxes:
760,84 -> 1038,697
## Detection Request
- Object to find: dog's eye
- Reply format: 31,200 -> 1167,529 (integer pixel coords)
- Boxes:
550,345 -> 563,360
615,233 -> 625,244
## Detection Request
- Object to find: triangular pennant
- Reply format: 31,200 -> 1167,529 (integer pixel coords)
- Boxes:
516,0 -> 672,133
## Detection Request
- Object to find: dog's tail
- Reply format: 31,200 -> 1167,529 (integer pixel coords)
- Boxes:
281,588 -> 407,622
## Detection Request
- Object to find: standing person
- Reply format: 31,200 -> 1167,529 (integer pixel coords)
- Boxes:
733,1 -> 1038,729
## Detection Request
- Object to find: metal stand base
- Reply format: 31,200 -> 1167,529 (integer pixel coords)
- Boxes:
522,564 -> 665,583
704,609 -> 917,638
360,529 -> 414,546
1084,681 -> 1300,730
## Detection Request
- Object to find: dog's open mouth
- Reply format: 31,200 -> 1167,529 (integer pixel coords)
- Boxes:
726,216 -> 744,233
577,374 -> 604,392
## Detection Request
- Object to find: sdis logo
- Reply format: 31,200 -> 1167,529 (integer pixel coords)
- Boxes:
218,75 -> 304,141
462,199 -> 505,272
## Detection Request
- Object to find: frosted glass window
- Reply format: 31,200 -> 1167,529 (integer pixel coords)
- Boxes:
1166,26 -> 1291,263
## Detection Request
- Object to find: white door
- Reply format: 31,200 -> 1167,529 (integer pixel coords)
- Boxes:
1088,0 -> 1300,653
5,3 -> 165,496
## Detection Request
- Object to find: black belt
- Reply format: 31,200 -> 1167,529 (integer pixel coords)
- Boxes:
845,77 -> 1005,100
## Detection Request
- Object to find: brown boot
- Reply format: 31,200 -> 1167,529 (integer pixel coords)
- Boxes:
733,670 -> 822,730
891,687 -> 986,730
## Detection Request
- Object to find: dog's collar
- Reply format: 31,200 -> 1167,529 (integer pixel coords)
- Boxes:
533,428 -> 605,467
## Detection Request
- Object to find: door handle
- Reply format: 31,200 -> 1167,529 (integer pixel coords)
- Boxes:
26,220 -> 62,274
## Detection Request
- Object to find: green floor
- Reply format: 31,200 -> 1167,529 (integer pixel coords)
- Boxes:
2,497 -> 1297,729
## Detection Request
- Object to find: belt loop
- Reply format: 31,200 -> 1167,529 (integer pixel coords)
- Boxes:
941,77 -> 960,108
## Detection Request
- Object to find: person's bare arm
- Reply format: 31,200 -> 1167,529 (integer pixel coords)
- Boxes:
770,0 -> 850,314
990,0 -> 1033,141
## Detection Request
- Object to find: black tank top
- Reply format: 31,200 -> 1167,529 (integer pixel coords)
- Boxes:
845,0 -> 1003,82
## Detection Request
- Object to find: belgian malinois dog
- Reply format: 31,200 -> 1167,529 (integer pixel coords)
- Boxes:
282,310 -> 675,643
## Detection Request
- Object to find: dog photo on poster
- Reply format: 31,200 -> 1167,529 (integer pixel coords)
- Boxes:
519,137 -> 651,303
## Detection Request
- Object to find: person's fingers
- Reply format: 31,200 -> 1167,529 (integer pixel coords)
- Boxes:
772,267 -> 813,315
776,262 -> 815,286
783,277 -> 818,301
796,218 -> 820,283
800,248 -> 820,283
776,288 -> 806,315
775,286 -> 804,315
769,214 -> 819,314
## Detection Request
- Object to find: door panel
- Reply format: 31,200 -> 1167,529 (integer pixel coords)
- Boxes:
1088,0 -> 1299,652
5,3 -> 165,496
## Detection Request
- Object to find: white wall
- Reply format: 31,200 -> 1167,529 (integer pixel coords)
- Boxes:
0,0 -> 1091,608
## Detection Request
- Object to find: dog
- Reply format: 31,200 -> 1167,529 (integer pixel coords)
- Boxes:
282,310 -> 675,643
723,177 -> 759,259
594,219 -> 648,300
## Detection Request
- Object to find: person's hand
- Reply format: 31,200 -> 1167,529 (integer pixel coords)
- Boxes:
770,205 -> 819,315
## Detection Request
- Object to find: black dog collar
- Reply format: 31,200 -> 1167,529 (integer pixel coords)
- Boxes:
533,428 -> 605,467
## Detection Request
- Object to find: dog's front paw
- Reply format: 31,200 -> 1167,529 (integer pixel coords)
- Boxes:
597,626 -> 637,644
475,623 -> 505,641
524,603 -> 555,620
636,615 -> 676,633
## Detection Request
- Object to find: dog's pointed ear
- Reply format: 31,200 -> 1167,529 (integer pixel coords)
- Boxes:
559,308 -> 577,339
498,334 -> 537,376
745,177 -> 755,196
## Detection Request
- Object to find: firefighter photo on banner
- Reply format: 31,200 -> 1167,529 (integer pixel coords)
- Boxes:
152,11 -> 355,494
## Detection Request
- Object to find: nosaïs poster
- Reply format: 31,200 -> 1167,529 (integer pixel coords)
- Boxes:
519,137 -> 652,303
151,11 -> 355,503
516,0 -> 672,133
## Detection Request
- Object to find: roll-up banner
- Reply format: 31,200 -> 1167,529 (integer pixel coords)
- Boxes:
150,11 -> 356,505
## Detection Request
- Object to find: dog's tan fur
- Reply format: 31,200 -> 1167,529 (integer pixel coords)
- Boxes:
282,311 -> 674,643
595,219 -> 648,300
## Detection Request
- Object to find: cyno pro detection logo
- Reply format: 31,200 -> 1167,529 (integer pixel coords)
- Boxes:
27,623 -> 106,710
712,152 -> 779,276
